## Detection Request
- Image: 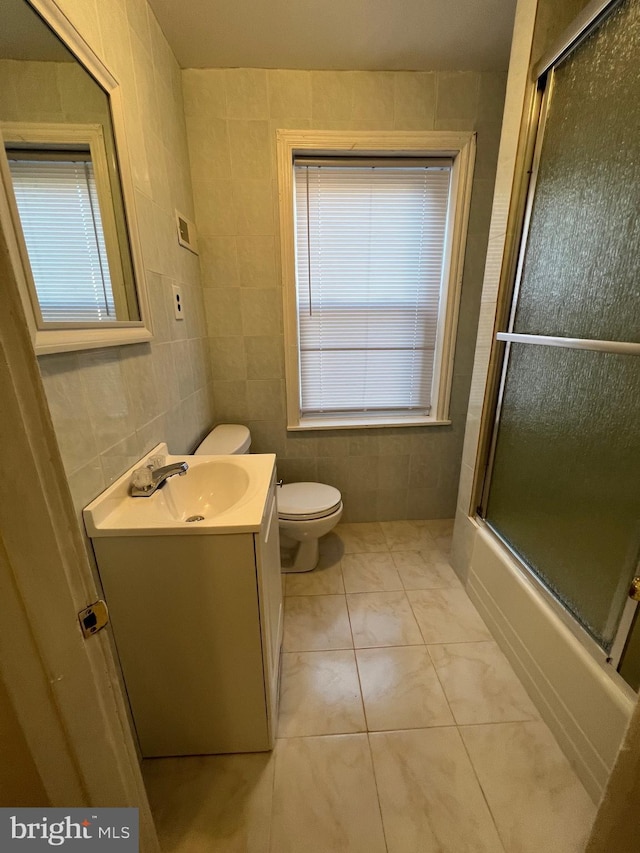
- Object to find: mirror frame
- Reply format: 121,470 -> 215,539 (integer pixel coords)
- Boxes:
0,0 -> 152,355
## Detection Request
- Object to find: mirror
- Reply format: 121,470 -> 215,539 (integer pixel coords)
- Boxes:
0,0 -> 151,353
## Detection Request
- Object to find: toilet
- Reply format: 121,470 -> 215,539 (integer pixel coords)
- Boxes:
194,424 -> 343,573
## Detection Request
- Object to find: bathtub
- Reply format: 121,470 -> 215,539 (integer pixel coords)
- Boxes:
456,518 -> 635,802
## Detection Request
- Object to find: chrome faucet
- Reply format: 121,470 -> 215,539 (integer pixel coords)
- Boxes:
130,461 -> 189,497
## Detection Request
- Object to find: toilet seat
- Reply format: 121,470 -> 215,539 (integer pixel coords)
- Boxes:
278,482 -> 342,521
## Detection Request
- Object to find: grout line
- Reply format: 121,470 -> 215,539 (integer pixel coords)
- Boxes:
354,642 -> 435,653
424,643 -> 457,724
365,731 -> 391,853
352,646 -> 371,733
341,565 -> 358,655
367,721 -> 459,734
283,592 -> 347,599
283,646 -> 354,652
353,642 -> 426,650
340,564 -> 387,732
455,719 -> 537,729
276,723 -> 368,740
425,638 -> 498,647
404,589 -> 429,645
456,725 -> 509,853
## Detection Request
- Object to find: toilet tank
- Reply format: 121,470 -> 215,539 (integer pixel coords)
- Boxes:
195,424 -> 251,455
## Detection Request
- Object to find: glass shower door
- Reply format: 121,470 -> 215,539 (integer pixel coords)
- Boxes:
483,0 -> 640,656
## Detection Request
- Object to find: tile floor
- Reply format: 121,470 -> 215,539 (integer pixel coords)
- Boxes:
143,520 -> 596,853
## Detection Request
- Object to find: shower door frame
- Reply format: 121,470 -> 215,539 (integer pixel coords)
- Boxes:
476,0 -> 640,673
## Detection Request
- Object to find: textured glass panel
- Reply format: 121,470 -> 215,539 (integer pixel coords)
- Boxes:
513,0 -> 640,343
486,344 -> 640,650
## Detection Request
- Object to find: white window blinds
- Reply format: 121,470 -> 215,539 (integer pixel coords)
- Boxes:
8,155 -> 116,323
294,160 -> 452,419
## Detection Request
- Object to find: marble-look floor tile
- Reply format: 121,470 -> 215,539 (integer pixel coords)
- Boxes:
428,641 -> 538,725
347,591 -> 424,648
335,522 -> 389,553
278,651 -> 365,737
319,530 -> 345,559
283,595 -> 353,651
370,728 -> 505,853
270,734 -> 387,853
285,552 -> 344,596
407,588 -> 492,644
143,752 -> 274,853
435,536 -> 453,556
461,721 -> 596,853
391,550 -> 461,590
424,518 -> 455,553
342,552 -> 403,593
380,519 -> 435,551
424,518 -> 455,538
356,646 -> 453,730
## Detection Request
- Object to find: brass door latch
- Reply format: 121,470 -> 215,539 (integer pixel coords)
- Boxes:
78,600 -> 109,638
628,578 -> 640,602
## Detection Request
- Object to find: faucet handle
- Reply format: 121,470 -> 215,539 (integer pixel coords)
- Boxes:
148,454 -> 166,470
131,466 -> 154,492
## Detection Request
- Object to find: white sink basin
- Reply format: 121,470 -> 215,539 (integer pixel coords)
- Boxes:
83,443 -> 276,536
162,460 -> 251,520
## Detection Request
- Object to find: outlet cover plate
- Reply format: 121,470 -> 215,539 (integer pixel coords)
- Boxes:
172,285 -> 184,320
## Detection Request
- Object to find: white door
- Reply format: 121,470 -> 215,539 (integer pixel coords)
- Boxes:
0,176 -> 159,851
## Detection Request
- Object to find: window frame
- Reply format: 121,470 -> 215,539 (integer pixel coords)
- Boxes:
276,129 -> 476,431
4,122 -> 131,326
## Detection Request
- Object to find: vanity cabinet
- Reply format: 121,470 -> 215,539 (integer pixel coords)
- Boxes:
91,470 -> 283,757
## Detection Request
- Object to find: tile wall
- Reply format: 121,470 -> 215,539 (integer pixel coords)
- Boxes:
182,67 -> 507,521
22,0 -> 215,520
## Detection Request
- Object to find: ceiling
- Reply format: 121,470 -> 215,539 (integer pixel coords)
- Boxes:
147,0 -> 518,71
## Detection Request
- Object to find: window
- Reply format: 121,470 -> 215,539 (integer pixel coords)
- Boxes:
8,151 -> 117,323
1,121 -> 139,338
277,131 -> 476,430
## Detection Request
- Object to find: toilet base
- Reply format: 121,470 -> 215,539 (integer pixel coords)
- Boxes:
279,501 -> 343,574
280,537 -> 320,573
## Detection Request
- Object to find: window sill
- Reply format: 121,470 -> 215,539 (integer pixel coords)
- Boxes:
34,324 -> 153,355
287,416 -> 452,431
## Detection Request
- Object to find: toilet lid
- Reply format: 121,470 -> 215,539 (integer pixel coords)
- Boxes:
278,482 -> 342,520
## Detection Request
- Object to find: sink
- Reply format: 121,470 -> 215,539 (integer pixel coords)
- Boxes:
83,443 -> 276,536
161,460 -> 250,520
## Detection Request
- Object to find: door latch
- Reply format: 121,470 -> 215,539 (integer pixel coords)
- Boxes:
628,578 -> 640,602
78,600 -> 109,638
